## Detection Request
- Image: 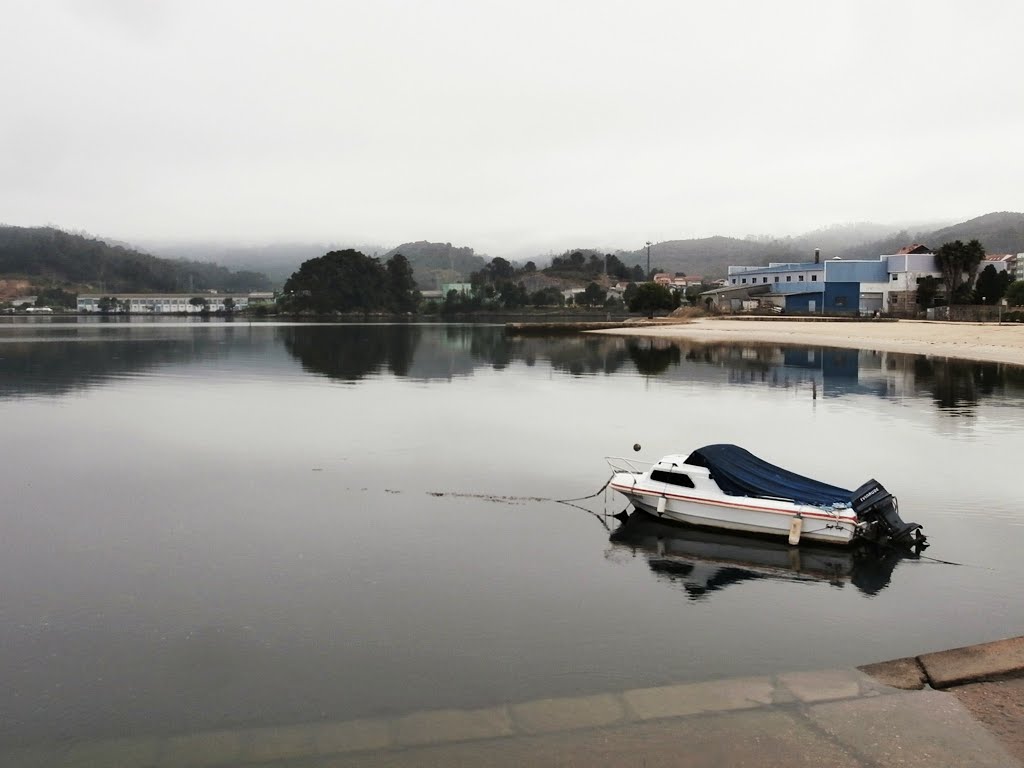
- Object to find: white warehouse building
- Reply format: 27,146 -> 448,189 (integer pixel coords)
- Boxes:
77,293 -> 274,313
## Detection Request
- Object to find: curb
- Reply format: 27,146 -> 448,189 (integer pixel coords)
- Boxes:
1,669 -> 885,768
859,635 -> 1024,690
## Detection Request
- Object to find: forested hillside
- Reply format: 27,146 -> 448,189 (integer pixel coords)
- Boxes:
624,213 -> 1024,278
147,239 -> 488,290
381,241 -> 487,290
923,212 -> 1024,255
5,212 -> 1020,293
617,236 -> 808,278
144,240 -> 387,287
0,226 -> 272,292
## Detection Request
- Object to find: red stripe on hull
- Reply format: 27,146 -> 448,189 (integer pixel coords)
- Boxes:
611,483 -> 857,526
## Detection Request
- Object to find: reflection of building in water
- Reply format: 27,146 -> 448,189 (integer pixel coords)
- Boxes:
646,340 -> 1024,414
9,322 -> 1024,414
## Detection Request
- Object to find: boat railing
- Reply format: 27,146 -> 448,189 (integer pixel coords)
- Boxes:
605,456 -> 653,475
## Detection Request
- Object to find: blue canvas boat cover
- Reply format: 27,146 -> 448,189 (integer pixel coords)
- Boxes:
684,444 -> 853,507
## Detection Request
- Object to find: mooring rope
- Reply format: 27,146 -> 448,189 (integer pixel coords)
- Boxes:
553,473 -> 615,504
366,473 -> 983,568
913,553 -> 986,568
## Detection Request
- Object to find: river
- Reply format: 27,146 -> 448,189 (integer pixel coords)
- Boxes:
1,318 -> 1022,753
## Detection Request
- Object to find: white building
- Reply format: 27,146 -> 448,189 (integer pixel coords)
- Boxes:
77,293 -> 265,313
981,254 -> 1014,274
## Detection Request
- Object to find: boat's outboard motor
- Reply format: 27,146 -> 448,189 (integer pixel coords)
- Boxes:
850,479 -> 926,548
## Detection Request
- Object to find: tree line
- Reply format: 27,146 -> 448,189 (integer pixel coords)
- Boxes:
272,246 -> 693,317
920,239 -> 1023,309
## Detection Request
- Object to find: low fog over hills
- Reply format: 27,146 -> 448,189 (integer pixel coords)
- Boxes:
615,213 -> 1024,278
3,213 -> 1022,294
140,241 -> 389,287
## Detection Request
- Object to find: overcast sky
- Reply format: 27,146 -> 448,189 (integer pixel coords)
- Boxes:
2,0 -> 1021,258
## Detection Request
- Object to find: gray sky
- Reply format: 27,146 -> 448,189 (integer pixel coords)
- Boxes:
2,0 -> 1021,258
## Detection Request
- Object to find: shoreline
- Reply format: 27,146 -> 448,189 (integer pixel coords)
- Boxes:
590,318 -> 1024,367
12,635 -> 1020,767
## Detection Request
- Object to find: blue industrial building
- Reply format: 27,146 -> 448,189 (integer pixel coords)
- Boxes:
707,247 -> 941,315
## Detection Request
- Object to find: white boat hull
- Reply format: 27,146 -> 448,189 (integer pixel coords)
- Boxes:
611,474 -> 858,545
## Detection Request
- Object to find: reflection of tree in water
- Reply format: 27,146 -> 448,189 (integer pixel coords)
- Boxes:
543,337 -> 632,376
280,325 -> 422,381
912,357 -> 1002,413
627,339 -> 681,376
0,327 -> 247,399
468,326 -> 515,370
441,325 -> 632,376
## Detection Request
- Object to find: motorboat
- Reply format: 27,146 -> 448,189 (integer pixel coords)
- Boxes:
607,444 -> 926,548
608,511 -> 908,597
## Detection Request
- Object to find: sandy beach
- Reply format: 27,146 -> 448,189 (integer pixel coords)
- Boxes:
592,318 -> 1024,367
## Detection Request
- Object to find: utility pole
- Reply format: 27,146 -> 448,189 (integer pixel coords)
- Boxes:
646,241 -> 652,281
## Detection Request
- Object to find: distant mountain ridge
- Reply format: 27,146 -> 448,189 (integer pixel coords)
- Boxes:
3,212 -> 1021,293
0,226 -> 272,294
143,240 -> 388,287
621,212 -> 1024,278
144,239 -> 487,291
617,236 -> 806,279
122,212 -> 1024,285
926,212 -> 1024,255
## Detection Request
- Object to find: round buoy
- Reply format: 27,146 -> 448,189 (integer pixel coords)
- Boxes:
633,443 -> 641,452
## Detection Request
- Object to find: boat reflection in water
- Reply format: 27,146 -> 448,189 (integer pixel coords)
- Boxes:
608,511 -> 911,599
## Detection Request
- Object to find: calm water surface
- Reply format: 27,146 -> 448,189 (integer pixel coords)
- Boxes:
1,319 -> 1023,750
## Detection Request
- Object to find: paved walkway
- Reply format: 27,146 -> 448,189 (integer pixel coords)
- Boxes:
5,663 -> 1021,767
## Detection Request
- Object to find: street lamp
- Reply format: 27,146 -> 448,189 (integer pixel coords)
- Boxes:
646,241 -> 652,281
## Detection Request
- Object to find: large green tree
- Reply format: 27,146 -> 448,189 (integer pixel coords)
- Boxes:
530,286 -> 564,307
385,253 -> 420,312
935,239 -> 985,304
1005,281 -> 1024,307
283,250 -> 418,313
35,287 -> 76,308
98,296 -> 121,313
628,282 -> 678,317
498,280 -> 528,308
916,276 -> 941,309
577,282 -> 608,307
973,265 -> 1011,304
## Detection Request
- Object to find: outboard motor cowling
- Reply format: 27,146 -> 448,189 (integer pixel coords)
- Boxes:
850,479 -> 925,548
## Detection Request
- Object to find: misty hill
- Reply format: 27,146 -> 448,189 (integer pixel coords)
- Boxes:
618,236 -> 809,278
824,211 -> 1024,262
627,212 -> 1024,278
143,240 -> 388,287
382,241 -> 487,290
787,220 -> 948,254
0,226 -> 272,293
145,239 -> 486,290
925,212 -> 1024,255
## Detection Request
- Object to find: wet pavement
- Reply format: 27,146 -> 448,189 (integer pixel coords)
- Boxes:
6,664 -> 1020,767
